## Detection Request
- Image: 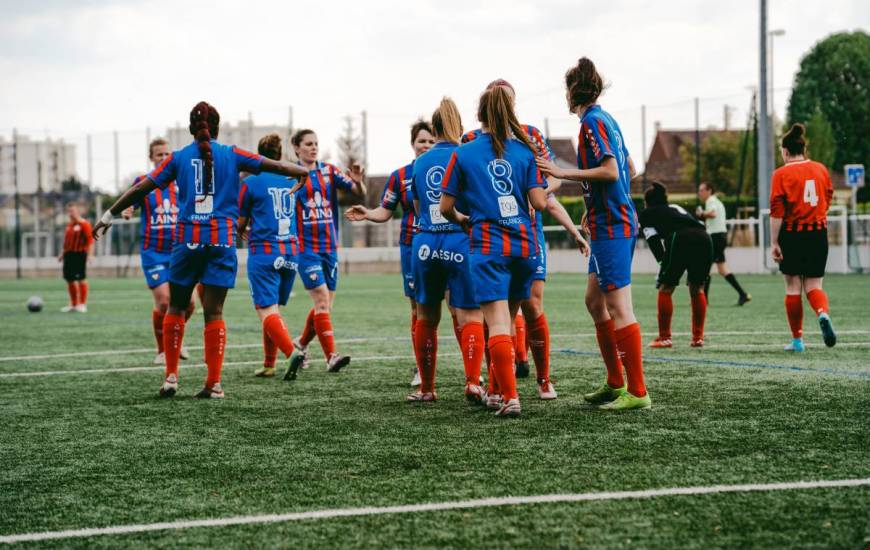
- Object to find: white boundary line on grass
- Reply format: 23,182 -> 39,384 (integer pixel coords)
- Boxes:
1,478 -> 867,544
3,331 -> 869,363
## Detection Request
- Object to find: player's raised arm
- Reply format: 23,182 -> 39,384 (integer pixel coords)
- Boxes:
93,178 -> 158,239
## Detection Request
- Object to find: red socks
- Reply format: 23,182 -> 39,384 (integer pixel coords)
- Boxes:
67,283 -> 79,306
785,294 -> 804,338
414,320 -> 438,393
657,291 -> 673,339
162,313 -> 185,379
514,314 -> 528,362
460,321 -> 485,385
203,320 -> 226,388
263,313 -> 295,358
488,334 -> 517,400
595,320 -> 624,388
614,323 -> 646,397
263,328 -> 277,368
300,308 -> 316,347
79,281 -> 88,305
411,309 -> 418,342
152,310 -> 165,353
806,289 -> 830,316
313,312 -> 336,359
690,291 -> 707,341
528,314 -> 550,383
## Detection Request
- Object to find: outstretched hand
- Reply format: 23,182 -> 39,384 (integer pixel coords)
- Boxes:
574,233 -> 590,257
345,205 -> 369,222
288,173 -> 307,194
347,164 -> 365,184
771,244 -> 783,263
93,220 -> 111,240
536,157 -> 564,179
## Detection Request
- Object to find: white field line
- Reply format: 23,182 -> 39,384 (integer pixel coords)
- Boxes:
1,478 -> 868,544
3,331 -> 870,363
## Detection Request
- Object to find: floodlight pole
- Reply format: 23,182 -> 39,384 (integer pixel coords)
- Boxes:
12,128 -> 22,279
757,0 -> 772,211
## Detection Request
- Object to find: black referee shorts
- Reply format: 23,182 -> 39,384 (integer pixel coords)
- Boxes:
711,232 -> 727,263
779,229 -> 828,278
62,252 -> 87,282
660,228 -> 714,287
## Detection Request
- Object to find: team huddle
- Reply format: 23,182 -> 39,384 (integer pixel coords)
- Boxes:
91,57 -> 837,416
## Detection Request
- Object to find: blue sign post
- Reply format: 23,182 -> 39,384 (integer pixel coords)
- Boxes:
845,164 -> 865,215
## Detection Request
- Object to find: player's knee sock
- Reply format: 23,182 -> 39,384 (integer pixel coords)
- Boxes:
414,320 -> 438,393
79,281 -> 88,305
514,314 -> 528,362
657,291 -> 673,338
411,309 -> 418,343
184,301 -> 195,321
528,313 -> 550,383
451,314 -> 462,348
313,312 -> 336,359
488,334 -> 517,401
152,310 -> 165,353
67,282 -> 78,306
785,294 -> 804,338
262,327 -> 277,368
460,321 -> 484,385
691,291 -> 707,340
263,313 -> 295,358
595,319 -> 624,388
203,320 -> 226,388
806,288 -> 830,317
300,308 -> 316,346
615,323 -> 646,397
162,313 -> 185,379
483,323 -> 498,394
725,273 -> 746,297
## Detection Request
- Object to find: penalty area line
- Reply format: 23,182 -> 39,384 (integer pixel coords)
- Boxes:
1,478 -> 868,544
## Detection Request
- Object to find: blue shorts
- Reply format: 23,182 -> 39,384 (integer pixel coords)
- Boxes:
533,226 -> 547,281
169,243 -> 238,289
400,244 -> 415,299
471,253 -> 538,303
141,249 -> 172,289
589,236 -> 636,293
412,231 -> 477,309
247,252 -> 298,308
298,251 -> 338,291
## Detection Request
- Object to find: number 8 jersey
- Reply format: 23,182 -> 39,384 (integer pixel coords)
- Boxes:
148,140 -> 264,246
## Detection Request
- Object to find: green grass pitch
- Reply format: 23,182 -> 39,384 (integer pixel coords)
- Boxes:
1,272 -> 868,548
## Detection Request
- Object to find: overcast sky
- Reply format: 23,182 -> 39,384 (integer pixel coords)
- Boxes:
1,0 -> 867,191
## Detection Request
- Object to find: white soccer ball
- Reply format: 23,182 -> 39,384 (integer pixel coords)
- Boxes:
26,296 -> 44,313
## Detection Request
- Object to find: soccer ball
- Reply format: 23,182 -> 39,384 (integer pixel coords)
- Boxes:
26,296 -> 44,313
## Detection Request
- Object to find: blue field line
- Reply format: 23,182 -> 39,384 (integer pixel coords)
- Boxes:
555,348 -> 870,379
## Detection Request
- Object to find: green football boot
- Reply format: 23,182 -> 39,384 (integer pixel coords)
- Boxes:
598,392 -> 652,411
583,383 -> 627,405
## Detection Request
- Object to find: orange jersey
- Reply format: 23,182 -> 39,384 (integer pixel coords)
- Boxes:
63,220 -> 94,253
770,160 -> 833,231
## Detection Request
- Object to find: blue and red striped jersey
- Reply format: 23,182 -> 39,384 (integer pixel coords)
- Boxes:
148,140 -> 263,246
380,161 -> 417,246
239,172 -> 298,256
295,161 -> 355,254
443,133 -> 547,257
412,142 -> 465,233
132,176 -> 180,253
576,105 -> 637,241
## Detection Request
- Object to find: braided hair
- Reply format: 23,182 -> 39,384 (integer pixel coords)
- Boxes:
189,101 -> 220,185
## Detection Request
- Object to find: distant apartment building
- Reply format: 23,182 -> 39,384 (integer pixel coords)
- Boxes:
0,135 -> 77,195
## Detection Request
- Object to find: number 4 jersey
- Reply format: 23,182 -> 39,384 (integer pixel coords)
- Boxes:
148,140 -> 264,246
239,172 -> 299,255
770,160 -> 833,232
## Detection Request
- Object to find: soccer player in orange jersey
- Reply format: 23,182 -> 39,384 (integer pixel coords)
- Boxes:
770,123 -> 837,351
59,202 -> 94,313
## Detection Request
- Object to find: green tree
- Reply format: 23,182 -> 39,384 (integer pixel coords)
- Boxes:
803,110 -> 836,170
678,131 -> 753,195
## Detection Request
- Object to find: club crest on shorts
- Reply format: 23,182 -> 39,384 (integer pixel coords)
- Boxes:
418,244 -> 431,260
273,256 -> 285,270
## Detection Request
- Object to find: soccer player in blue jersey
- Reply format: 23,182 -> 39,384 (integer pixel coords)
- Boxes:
345,120 -> 435,386
290,129 -> 366,373
537,58 -> 650,411
94,101 -> 309,399
441,87 -> 549,417
462,79 -> 588,400
237,133 -> 306,380
121,138 -> 194,365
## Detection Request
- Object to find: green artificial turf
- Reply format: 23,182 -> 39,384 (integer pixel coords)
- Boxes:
1,273 -> 868,548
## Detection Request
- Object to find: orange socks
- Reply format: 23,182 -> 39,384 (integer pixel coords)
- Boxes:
657,291 -> 673,338
263,313 -> 295,358
528,314 -> 550,383
414,320 -> 438,393
514,314 -> 528,362
203,320 -> 226,388
67,283 -> 79,306
460,321 -> 484,385
152,310 -> 165,353
806,289 -> 830,316
595,319 -> 624,389
162,313 -> 185,379
488,334 -> 517,400
690,291 -> 707,341
313,312 -> 336,359
263,328 -> 277,368
300,308 -> 316,347
79,281 -> 88,305
785,294 -> 804,338
614,323 -> 646,397
411,310 -> 418,342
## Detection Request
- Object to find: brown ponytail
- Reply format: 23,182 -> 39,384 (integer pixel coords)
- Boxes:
781,123 -> 807,156
565,57 -> 604,112
431,97 -> 463,145
188,101 -> 220,185
476,86 -> 535,159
